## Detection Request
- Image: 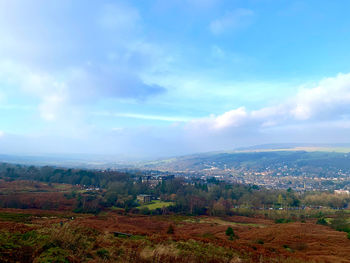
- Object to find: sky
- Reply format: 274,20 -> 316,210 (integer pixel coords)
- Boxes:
1,0 -> 350,159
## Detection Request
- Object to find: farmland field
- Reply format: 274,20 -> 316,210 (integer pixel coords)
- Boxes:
138,200 -> 175,210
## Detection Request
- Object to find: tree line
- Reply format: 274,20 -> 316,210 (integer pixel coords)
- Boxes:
1,162 -> 349,215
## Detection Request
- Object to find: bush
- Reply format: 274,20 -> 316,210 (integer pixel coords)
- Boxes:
96,248 -> 110,259
316,217 -> 328,225
225,227 -> 237,240
36,247 -> 70,263
330,211 -> 350,232
225,227 -> 234,237
256,239 -> 264,244
275,218 -> 292,224
139,207 -> 150,215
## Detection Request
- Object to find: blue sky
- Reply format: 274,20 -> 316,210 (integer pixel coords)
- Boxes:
1,0 -> 350,158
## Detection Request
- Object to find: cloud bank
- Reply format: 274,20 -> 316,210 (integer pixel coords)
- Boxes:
189,73 -> 350,133
0,1 -> 167,123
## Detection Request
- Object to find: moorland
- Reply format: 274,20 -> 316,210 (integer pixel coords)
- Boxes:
1,162 -> 350,262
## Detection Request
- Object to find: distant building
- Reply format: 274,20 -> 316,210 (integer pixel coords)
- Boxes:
334,190 -> 350,195
137,194 -> 152,204
140,174 -> 175,188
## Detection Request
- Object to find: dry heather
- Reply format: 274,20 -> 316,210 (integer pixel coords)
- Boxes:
0,208 -> 350,262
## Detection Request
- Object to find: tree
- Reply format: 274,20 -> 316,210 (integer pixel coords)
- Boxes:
277,194 -> 284,208
330,211 -> 350,232
225,226 -> 234,237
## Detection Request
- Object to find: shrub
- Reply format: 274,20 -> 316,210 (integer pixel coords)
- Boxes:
275,218 -> 292,224
282,244 -> 293,252
96,248 -> 110,259
256,239 -> 264,244
330,211 -> 350,232
316,217 -> 327,225
225,227 -> 234,237
139,207 -> 150,215
225,227 -> 238,240
36,247 -> 70,263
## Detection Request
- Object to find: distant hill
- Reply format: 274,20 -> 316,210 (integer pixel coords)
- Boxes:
1,143 -> 350,171
234,143 -> 350,152
0,153 -> 135,169
142,147 -> 350,173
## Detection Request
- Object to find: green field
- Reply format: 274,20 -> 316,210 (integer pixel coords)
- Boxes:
138,200 -> 175,210
0,212 -> 33,222
234,146 -> 350,153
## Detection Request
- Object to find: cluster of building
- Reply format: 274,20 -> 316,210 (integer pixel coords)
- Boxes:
156,164 -> 350,191
138,174 -> 175,188
226,166 -> 350,191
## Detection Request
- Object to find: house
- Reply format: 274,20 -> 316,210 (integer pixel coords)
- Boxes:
137,194 -> 152,204
334,190 -> 350,195
140,174 -> 175,188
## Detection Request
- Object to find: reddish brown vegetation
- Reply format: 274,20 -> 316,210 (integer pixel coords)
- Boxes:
1,207 -> 350,262
0,179 -> 76,210
61,212 -> 350,262
0,192 -> 75,210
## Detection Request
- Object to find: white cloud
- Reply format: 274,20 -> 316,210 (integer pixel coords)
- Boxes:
0,1 -> 168,123
289,73 -> 350,120
189,72 -> 350,132
39,94 -> 67,121
94,111 -> 191,122
209,8 -> 254,35
0,131 -> 4,138
189,107 -> 247,130
214,107 -> 248,128
0,61 -> 69,121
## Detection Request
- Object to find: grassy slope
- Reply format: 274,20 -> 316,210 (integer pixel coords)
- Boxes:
138,200 -> 175,210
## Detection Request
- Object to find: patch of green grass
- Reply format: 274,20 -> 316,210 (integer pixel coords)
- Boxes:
129,235 -> 147,240
164,215 -> 193,223
176,239 -> 240,262
138,200 -> 175,210
283,244 -> 293,253
0,212 -> 33,222
52,184 -> 71,190
275,218 -> 292,224
198,217 -> 264,227
0,211 -> 78,223
183,218 -> 201,223
37,247 -> 70,263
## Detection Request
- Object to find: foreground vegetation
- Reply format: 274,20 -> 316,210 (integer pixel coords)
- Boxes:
0,220 -> 239,263
2,207 -> 350,263
2,162 -> 350,262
